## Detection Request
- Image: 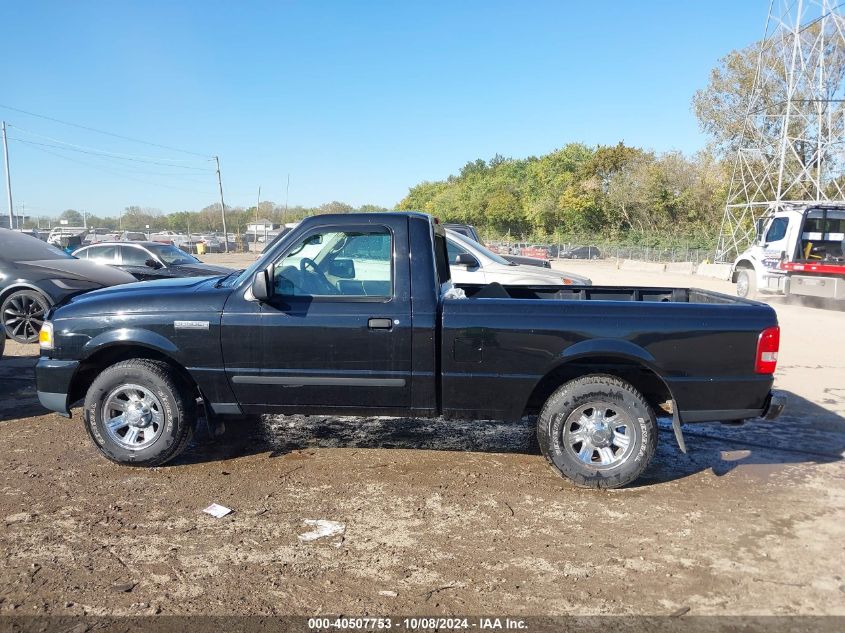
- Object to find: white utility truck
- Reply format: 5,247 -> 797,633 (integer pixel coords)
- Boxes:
731,203 -> 845,301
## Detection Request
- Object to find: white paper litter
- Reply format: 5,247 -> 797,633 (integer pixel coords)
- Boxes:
203,503 -> 233,518
298,519 -> 346,542
379,590 -> 398,597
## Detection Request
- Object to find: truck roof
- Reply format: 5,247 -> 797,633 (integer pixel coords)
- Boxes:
300,211 -> 434,224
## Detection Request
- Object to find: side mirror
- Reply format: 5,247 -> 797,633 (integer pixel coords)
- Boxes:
328,258 -> 355,279
145,258 -> 163,270
454,253 -> 479,267
251,264 -> 275,302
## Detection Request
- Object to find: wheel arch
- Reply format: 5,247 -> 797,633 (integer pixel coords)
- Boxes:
68,342 -> 200,409
731,258 -> 756,283
0,283 -> 56,306
522,352 -> 675,422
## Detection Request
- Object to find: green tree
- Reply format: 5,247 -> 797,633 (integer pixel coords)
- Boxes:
59,209 -> 83,225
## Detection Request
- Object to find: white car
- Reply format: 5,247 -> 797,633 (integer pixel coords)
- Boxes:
445,230 -> 591,286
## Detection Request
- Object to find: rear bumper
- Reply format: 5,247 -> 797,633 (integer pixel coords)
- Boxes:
679,389 -> 786,423
35,358 -> 79,417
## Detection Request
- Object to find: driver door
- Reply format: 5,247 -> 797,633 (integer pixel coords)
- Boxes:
247,218 -> 413,412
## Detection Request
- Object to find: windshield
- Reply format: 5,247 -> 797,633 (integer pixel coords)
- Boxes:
0,230 -> 74,261
447,230 -> 512,265
149,244 -> 201,265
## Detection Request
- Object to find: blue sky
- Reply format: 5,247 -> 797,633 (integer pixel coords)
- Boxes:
1,1 -> 766,218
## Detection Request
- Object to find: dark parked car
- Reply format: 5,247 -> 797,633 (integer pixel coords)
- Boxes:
560,245 -> 601,260
0,229 -> 135,343
443,223 -> 551,268
36,212 -> 785,489
73,242 -> 233,281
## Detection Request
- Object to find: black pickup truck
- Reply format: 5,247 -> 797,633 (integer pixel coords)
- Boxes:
35,212 -> 785,488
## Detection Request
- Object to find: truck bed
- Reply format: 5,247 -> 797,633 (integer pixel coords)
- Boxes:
459,283 -> 749,305
444,282 -> 776,423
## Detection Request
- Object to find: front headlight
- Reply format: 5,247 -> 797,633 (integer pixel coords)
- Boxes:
39,321 -> 54,350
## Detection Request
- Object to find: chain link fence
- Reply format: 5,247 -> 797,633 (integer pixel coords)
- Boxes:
481,235 -> 716,264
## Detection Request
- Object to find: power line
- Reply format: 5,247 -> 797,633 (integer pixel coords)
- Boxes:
10,141 -> 213,181
8,125 -> 214,166
9,136 -> 215,171
10,138 -> 213,179
0,103 -> 211,158
17,140 -> 219,197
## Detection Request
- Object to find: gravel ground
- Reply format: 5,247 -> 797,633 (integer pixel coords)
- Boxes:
1,259 -> 843,617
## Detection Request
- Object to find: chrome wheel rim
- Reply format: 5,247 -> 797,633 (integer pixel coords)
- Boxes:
3,293 -> 47,343
736,273 -> 749,297
563,402 -> 635,470
102,384 -> 165,450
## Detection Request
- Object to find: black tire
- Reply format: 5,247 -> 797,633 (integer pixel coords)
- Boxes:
537,375 -> 657,489
2,289 -> 50,344
84,359 -> 195,466
736,269 -> 756,299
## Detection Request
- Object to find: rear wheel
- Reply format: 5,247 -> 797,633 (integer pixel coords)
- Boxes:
2,289 -> 49,344
84,359 -> 195,466
537,375 -> 657,489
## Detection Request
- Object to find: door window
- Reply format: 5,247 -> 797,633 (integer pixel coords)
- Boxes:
446,238 -> 470,263
87,245 -> 116,264
273,228 -> 392,297
119,245 -> 152,266
765,218 -> 788,243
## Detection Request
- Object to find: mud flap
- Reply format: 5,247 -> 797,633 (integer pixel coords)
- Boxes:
672,401 -> 687,454
203,402 -> 226,438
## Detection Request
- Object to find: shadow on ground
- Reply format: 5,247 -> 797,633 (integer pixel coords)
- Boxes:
0,353 -> 45,423
178,389 -> 844,487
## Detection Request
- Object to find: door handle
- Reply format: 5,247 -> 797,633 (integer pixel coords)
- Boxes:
368,318 -> 393,330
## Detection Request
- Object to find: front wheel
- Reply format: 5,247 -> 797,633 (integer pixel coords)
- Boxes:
736,269 -> 757,299
537,375 -> 657,489
84,359 -> 196,466
2,289 -> 49,343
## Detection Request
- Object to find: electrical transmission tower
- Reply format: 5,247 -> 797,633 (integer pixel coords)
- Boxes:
715,0 -> 845,262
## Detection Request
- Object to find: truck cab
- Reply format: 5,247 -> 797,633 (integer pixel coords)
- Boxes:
732,204 -> 845,299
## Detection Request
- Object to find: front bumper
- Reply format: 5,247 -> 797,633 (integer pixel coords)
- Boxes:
762,389 -> 787,421
35,358 -> 79,417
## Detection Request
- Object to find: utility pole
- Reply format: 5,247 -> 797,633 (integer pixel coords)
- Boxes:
255,185 -> 261,252
214,155 -> 229,253
283,173 -> 290,225
2,121 -> 13,230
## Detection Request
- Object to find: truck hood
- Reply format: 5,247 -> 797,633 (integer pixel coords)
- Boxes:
54,275 -> 233,318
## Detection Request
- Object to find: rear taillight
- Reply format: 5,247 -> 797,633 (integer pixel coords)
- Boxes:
755,326 -> 780,374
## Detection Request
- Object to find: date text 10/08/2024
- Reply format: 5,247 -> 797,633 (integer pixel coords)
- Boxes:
307,617 -> 528,630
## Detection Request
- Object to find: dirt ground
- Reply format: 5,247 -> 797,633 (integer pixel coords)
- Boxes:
1,256 -> 844,617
